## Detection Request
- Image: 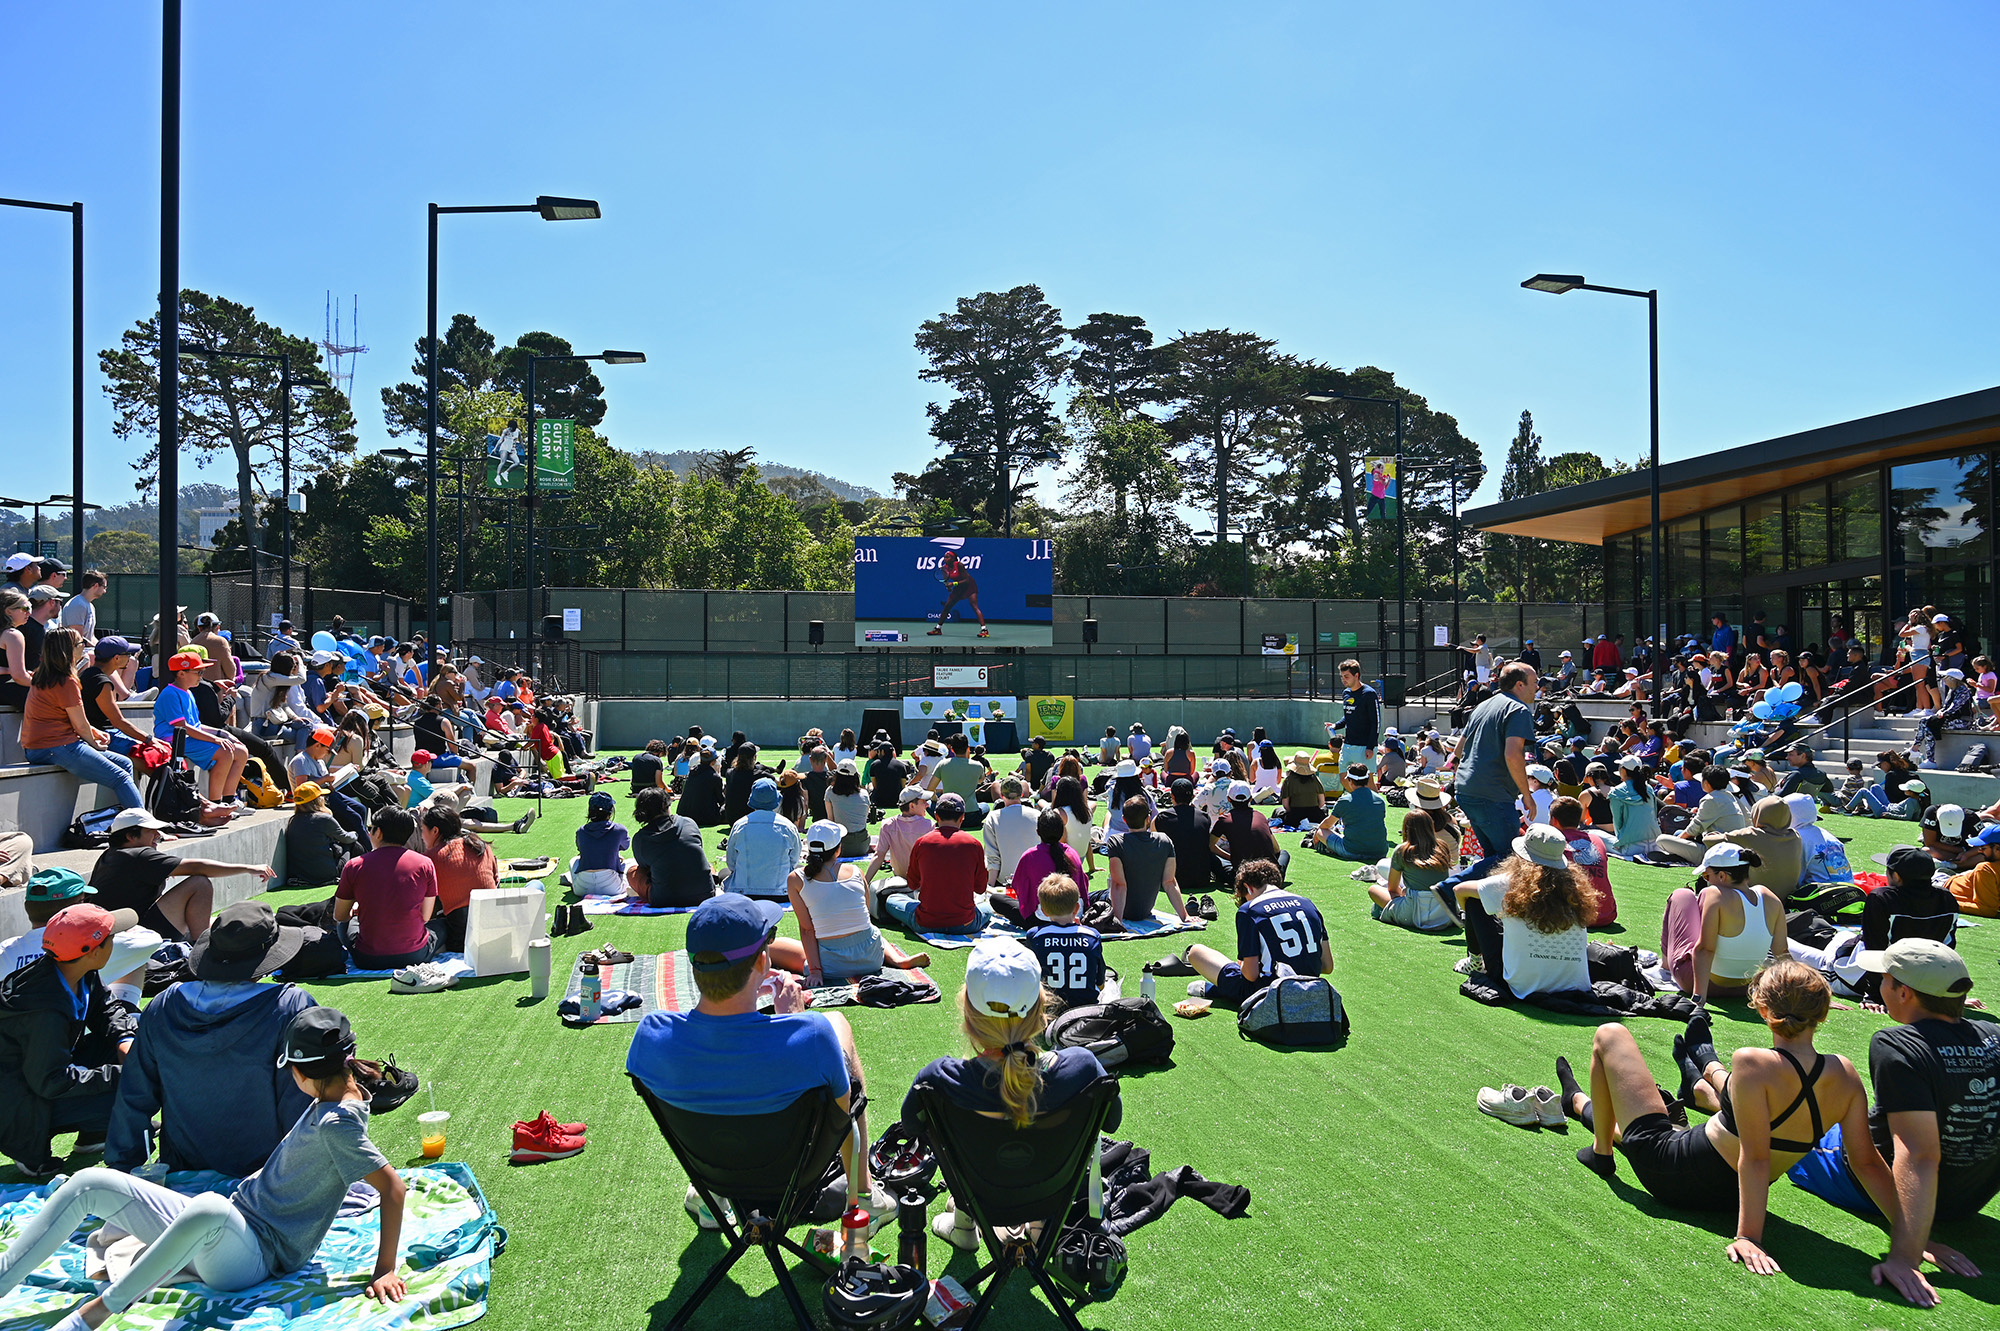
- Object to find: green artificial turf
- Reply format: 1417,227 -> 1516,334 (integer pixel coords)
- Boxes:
17,757 -> 2000,1330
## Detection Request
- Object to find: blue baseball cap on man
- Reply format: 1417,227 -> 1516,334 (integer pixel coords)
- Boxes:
1972,824 -> 2000,850
686,894 -> 784,971
93,635 -> 135,663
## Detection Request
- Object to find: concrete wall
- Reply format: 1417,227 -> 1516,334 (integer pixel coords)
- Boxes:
591,697 -> 1378,752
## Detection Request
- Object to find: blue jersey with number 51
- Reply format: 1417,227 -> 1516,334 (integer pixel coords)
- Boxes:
1237,892 -> 1327,975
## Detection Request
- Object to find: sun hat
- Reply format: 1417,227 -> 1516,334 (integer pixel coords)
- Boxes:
806,819 -> 846,851
1413,778 -> 1453,810
1227,780 -> 1254,803
108,808 -> 170,834
1289,751 -> 1316,773
1511,824 -> 1569,870
686,895 -> 783,972
964,937 -> 1043,1019
277,1006 -> 356,1067
748,777 -> 781,811
93,635 -> 134,662
43,904 -> 136,962
24,868 -> 92,903
1114,759 -> 1139,779
191,902 -> 305,982
292,781 -> 325,804
1853,938 -> 1972,997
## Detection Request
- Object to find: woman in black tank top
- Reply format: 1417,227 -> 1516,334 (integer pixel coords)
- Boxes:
1551,961 -> 1902,1277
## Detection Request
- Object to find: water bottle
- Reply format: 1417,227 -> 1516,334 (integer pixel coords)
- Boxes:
896,1193 -> 928,1274
580,956 -> 601,1020
1140,969 -> 1156,1005
841,1200 -> 871,1260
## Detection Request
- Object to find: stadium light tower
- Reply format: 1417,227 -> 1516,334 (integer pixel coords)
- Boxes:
1302,388 -> 1407,678
1521,273 -> 1663,717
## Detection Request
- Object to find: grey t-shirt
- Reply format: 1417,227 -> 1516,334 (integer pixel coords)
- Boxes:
932,756 -> 984,801
234,1098 -> 389,1273
1455,692 -> 1535,803
288,751 -> 328,786
1105,828 -> 1176,919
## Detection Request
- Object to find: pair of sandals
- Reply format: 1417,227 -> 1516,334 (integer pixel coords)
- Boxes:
579,944 -> 635,967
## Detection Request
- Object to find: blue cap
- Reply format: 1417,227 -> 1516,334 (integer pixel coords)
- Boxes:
93,635 -> 134,662
748,777 -> 781,811
1973,825 -> 2000,849
686,895 -> 783,971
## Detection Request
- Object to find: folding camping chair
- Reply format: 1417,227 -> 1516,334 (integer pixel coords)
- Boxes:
908,1077 -> 1122,1331
629,1077 -> 853,1331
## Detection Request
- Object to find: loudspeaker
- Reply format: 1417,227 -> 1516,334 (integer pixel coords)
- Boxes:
541,614 -> 564,642
1082,618 -> 1099,644
808,620 -> 825,646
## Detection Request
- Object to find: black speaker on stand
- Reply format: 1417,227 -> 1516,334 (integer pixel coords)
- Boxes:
541,614 -> 564,642
808,620 -> 825,650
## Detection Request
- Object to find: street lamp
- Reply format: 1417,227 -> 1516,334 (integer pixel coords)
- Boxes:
0,197 -> 85,567
941,445 -> 1059,536
426,196 -> 603,654
1521,272 -> 1663,716
1301,388 -> 1410,677
524,350 -> 645,674
0,495 -> 76,554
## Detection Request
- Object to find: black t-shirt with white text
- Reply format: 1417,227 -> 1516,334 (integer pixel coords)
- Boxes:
89,845 -> 187,939
1868,1018 -> 2000,1220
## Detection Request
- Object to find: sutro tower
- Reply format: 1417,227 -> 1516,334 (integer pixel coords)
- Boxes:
321,293 -> 368,400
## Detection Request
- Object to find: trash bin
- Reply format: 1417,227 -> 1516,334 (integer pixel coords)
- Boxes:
1380,674 -> 1407,706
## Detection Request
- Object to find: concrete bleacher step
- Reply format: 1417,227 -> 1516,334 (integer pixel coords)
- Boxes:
2,806 -> 291,938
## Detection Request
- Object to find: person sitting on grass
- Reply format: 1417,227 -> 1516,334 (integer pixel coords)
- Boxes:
1450,825 -> 1598,999
881,794 -> 992,936
1368,809 -> 1459,934
1784,939 -> 1994,1306
90,808 -> 272,945
823,759 -> 874,857
1311,763 -> 1388,864
404,751 -> 536,838
0,1006 -> 411,1327
1554,964 -> 1920,1295
0,903 -> 140,1178
1023,875 -> 1107,1013
334,807 -> 441,971
989,808 -> 1085,929
677,746 -> 727,827
980,775 -> 1039,889
284,782 -> 366,888
1785,793 -> 1853,887
1178,859 -> 1329,1009
1659,843 -> 1785,1005
1212,782 -> 1286,883
1274,751 -> 1327,830
568,790 -> 631,898
720,777 -> 801,902
1097,796 -> 1194,927
421,805 -> 497,952
1607,755 -> 1662,859
1549,796 -> 1618,926
907,936 -> 1123,1252
153,649 -> 249,805
627,786 -> 716,908
626,894 -> 894,1234
105,902 -> 318,1177
769,821 -> 929,988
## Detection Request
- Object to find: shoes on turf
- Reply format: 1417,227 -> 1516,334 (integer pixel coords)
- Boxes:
516,1109 -> 587,1138
685,1183 -> 735,1230
582,945 -> 635,966
1531,1086 -> 1565,1130
1186,981 -> 1214,999
511,1117 -> 586,1164
390,962 -> 457,994
1477,1084 -> 1541,1127
1145,950 -> 1199,978
1193,894 -> 1218,922
567,906 -> 593,936
512,809 -> 538,834
1453,954 -> 1485,976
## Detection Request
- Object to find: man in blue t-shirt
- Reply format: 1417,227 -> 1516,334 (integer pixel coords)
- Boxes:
1313,764 -> 1388,863
1180,860 -> 1329,1008
1440,661 -> 1539,906
1023,875 -> 1106,1012
1327,659 -> 1380,774
625,896 -> 892,1222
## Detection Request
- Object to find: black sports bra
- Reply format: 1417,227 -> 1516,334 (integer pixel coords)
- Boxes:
1720,1048 -> 1825,1154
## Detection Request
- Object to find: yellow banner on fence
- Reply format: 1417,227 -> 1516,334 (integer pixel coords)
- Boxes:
1027,695 -> 1075,742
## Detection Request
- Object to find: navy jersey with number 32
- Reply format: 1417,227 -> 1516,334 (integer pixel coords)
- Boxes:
1236,891 -> 1328,975
1024,923 -> 1106,1010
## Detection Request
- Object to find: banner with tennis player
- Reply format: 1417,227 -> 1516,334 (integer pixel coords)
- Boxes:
1362,456 -> 1398,521
852,536 -> 1054,646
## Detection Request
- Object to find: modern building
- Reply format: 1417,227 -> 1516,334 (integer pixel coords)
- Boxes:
1465,386 -> 2000,662
192,502 -> 239,547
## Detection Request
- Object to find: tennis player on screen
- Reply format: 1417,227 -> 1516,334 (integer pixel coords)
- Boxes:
925,548 -> 989,638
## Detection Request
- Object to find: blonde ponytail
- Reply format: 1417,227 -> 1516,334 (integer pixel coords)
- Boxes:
958,988 -> 1049,1127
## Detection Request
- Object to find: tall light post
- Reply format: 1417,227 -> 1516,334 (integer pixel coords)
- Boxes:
1302,388 -> 1408,676
426,197 -> 602,653
1522,273 -> 1662,717
942,445 -> 1060,537
0,196 -> 84,565
524,349 -> 645,675
159,0 -> 182,661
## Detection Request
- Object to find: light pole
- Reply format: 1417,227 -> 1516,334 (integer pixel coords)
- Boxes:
1302,388 -> 1408,677
1522,273 -> 1662,717
0,496 -> 71,553
0,197 -> 84,565
525,349 -> 645,674
942,445 -> 1060,537
427,197 -> 602,654
159,0 -> 182,664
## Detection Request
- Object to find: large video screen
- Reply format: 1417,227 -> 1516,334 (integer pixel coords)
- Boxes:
854,536 -> 1054,646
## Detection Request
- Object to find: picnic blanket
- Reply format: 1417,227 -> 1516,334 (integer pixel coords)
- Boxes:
560,943 -> 936,1023
575,899 -> 796,917
0,1164 -> 500,1331
914,907 -> 1208,951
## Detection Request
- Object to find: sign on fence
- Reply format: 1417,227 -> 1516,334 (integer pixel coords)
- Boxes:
1027,695 -> 1075,742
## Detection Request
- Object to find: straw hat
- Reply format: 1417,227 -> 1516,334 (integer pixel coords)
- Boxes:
1289,751 -> 1317,774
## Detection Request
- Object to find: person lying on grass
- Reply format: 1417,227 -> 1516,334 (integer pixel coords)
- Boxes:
1553,962 -> 1935,1299
1175,859 -> 1328,1008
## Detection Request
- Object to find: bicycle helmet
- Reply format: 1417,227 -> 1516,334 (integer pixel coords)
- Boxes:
821,1257 -> 926,1331
868,1123 -> 938,1196
1053,1221 -> 1128,1304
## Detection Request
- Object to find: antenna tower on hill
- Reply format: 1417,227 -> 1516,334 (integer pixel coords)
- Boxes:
321,293 -> 368,399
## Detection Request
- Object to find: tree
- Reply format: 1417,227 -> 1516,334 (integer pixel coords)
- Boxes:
1069,313 -> 1160,416
84,529 -> 164,574
912,285 -> 1071,534
496,332 -> 607,429
1481,412 -> 1627,602
1154,329 -> 1298,554
1060,392 -> 1180,526
379,313 -> 501,437
100,290 -> 357,607
694,447 -> 757,487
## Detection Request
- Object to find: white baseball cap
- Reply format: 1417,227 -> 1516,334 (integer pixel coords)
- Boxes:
1934,804 -> 1968,841
1931,613 -> 1951,624
1700,843 -> 1749,870
109,808 -> 171,834
805,819 -> 846,851
1210,758 -> 1230,774
964,937 -> 1043,1018
2,553 -> 33,573
1227,780 -> 1254,803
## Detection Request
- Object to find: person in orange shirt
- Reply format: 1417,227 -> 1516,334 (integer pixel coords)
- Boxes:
418,804 -> 497,951
1944,826 -> 2000,917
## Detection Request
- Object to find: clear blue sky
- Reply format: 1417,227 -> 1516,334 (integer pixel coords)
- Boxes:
2,2 -> 1996,516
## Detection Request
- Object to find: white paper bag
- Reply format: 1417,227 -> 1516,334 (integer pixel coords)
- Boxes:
465,883 -> 547,977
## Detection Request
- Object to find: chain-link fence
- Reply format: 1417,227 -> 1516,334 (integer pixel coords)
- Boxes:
97,573 -> 411,654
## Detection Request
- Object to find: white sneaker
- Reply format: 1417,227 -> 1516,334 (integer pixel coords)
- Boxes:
1453,954 -> 1485,976
931,1208 -> 980,1251
389,962 -> 457,994
684,1184 -> 734,1231
1477,1084 -> 1541,1127
1531,1085 -> 1566,1128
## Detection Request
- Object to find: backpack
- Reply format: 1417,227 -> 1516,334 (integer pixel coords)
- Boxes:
1046,997 -> 1175,1070
62,806 -> 123,850
147,751 -> 206,826
239,756 -> 286,809
1236,974 -> 1349,1047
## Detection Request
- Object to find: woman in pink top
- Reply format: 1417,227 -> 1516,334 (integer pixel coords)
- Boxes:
989,808 -> 1085,928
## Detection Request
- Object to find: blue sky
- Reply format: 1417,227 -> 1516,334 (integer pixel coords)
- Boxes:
2,2 -> 1996,516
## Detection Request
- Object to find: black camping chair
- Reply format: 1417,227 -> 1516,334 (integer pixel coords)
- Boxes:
908,1077 -> 1121,1331
630,1076 -> 856,1331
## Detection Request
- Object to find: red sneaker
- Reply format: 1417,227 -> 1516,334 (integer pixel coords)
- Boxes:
511,1115 -> 587,1164
513,1109 -> 587,1137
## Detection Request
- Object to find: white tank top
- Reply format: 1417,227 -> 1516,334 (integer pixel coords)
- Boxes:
799,867 -> 871,940
1711,884 -> 1773,979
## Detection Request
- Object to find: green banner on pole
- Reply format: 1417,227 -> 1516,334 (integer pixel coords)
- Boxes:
485,418 -> 574,491
535,419 -> 575,492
